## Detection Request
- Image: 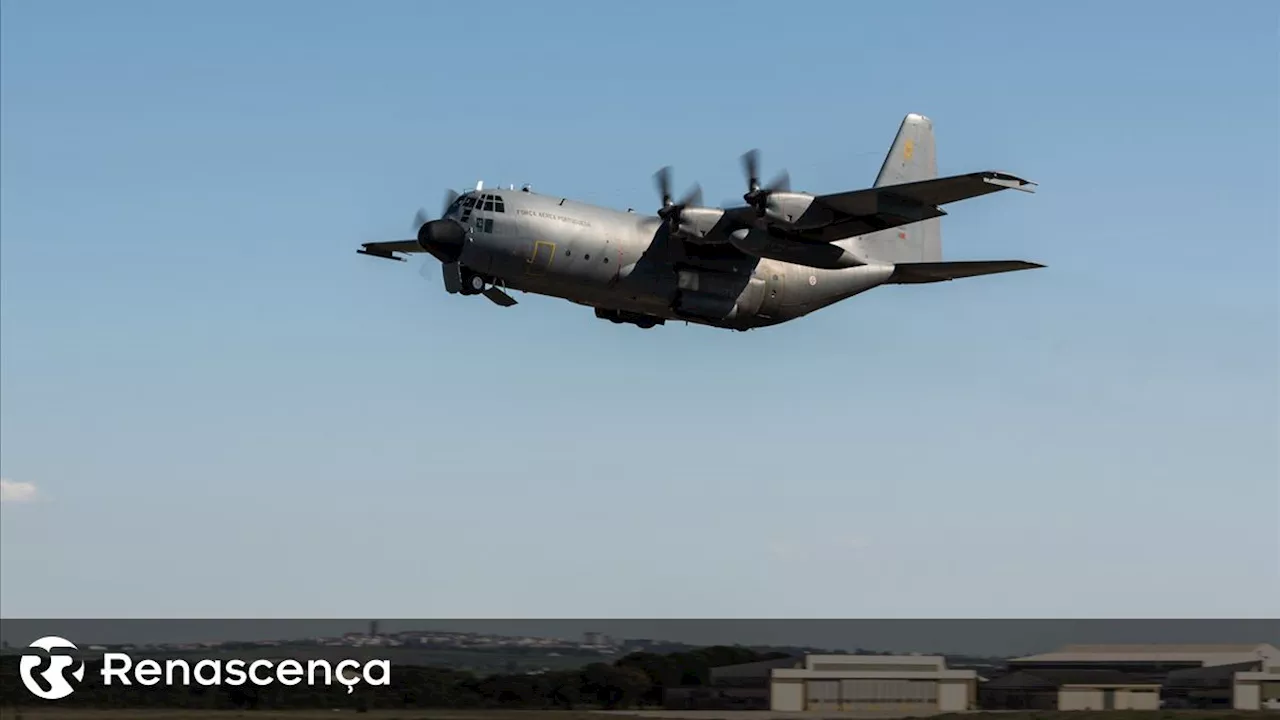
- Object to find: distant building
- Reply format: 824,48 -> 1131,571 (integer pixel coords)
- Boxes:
984,643 -> 1280,711
1007,643 -> 1279,674
982,668 -> 1162,710
664,656 -> 800,711
770,654 -> 977,713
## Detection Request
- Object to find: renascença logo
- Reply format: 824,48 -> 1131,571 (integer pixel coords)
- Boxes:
20,636 -> 87,700
18,635 -> 391,699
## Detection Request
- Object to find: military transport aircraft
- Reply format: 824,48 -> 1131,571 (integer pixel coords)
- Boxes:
357,113 -> 1041,331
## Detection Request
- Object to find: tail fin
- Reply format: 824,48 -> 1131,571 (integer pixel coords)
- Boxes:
857,113 -> 942,263
875,112 -> 938,188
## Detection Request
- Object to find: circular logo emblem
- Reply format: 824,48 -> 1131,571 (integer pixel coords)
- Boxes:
808,275 -> 817,286
20,636 -> 86,700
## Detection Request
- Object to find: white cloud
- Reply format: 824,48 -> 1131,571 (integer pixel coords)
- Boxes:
0,478 -> 39,503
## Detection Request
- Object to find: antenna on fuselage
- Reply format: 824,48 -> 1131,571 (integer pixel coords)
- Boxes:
475,180 -> 483,191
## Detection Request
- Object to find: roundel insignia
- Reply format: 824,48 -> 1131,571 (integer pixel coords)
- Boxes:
808,275 -> 817,286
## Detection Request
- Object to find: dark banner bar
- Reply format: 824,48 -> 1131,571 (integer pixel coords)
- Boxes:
2,619 -> 1277,712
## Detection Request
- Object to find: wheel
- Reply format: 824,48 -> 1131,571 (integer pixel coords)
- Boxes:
459,270 -> 485,294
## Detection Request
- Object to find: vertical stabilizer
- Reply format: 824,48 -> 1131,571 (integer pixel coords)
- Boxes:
875,113 -> 937,188
856,113 -> 942,263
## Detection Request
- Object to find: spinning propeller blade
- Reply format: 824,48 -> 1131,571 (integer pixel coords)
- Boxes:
740,149 -> 790,213
653,166 -> 702,222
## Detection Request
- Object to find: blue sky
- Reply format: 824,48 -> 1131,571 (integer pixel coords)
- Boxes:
1,0 -> 1276,622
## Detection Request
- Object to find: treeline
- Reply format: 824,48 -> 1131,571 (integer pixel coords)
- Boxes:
0,645 -> 787,711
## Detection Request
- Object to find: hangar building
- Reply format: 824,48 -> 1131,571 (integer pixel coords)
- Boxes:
770,654 -> 977,713
662,655 -> 799,710
984,643 -> 1280,711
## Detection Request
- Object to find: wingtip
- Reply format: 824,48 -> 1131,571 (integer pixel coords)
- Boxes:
982,172 -> 1037,193
904,112 -> 933,128
356,245 -> 407,262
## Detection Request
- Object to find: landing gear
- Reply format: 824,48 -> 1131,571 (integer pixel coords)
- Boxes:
459,268 -> 487,295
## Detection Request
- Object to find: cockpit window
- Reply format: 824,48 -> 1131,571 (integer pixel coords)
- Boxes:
464,193 -> 505,213
458,192 -> 507,220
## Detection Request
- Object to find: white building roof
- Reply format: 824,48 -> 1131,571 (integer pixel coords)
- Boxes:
1010,643 -> 1279,667
804,654 -> 946,671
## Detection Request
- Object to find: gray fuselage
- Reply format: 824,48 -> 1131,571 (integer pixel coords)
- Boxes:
447,187 -> 891,330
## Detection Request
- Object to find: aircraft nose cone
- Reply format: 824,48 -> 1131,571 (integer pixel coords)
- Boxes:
417,219 -> 465,262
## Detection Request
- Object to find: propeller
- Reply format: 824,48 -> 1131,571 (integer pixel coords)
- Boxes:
411,189 -> 466,264
440,189 -> 459,218
413,189 -> 460,235
410,188 -> 467,296
740,149 -> 790,215
653,166 -> 703,227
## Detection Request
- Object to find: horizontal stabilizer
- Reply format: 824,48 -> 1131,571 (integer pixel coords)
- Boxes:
888,260 -> 1044,284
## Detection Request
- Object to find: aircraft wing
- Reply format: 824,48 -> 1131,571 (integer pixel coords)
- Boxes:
720,171 -> 1037,243
819,171 -> 1036,214
356,240 -> 420,262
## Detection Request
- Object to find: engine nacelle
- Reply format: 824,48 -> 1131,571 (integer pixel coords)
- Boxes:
730,227 -> 866,269
671,207 -> 727,243
762,191 -> 835,230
